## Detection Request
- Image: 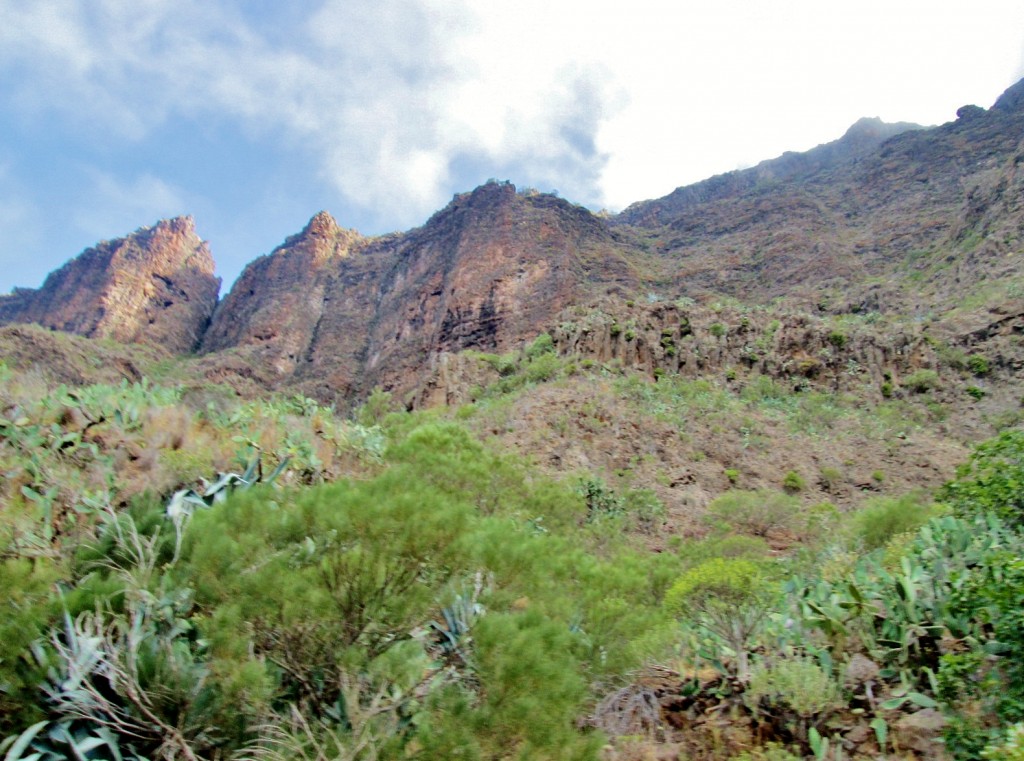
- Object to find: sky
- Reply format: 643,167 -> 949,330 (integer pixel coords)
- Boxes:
1,0 -> 1023,294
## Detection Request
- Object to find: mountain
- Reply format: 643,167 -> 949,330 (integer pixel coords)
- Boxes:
0,217 -> 219,354
202,181 -> 640,400
5,79 -> 1024,761
1,79 -> 1023,406
614,87 -> 1024,313
615,115 -> 925,228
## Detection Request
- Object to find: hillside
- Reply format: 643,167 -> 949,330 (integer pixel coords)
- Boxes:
1,79 -> 1024,761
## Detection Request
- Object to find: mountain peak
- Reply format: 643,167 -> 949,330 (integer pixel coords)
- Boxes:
992,77 -> 1024,113
302,210 -> 340,238
0,217 -> 219,352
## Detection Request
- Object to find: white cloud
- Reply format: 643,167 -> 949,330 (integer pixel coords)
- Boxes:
1,0 -> 1023,232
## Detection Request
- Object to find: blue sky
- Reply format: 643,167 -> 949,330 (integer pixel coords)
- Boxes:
2,0 -> 1023,294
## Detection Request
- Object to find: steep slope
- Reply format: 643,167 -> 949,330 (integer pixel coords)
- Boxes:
204,181 -> 642,402
616,116 -> 924,228
618,81 -> 1024,314
0,217 -> 220,354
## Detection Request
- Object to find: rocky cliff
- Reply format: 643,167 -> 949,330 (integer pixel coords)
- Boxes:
0,217 -> 220,354
204,181 -> 640,401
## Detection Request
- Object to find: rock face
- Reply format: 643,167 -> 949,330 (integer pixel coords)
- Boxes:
0,217 -> 220,354
203,182 -> 640,401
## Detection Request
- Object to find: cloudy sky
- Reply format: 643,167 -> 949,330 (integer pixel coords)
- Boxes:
2,0 -> 1023,293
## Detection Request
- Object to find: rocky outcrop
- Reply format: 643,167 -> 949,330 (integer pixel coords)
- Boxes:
0,217 -> 219,354
204,182 -> 641,402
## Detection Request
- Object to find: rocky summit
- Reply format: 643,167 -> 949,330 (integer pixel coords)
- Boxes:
0,216 -> 219,355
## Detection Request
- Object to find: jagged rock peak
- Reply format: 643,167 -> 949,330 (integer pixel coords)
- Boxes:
993,77 -> 1024,113
302,210 -> 341,238
0,216 -> 220,354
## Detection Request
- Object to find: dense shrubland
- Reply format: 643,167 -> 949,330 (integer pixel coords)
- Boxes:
1,356 -> 1023,759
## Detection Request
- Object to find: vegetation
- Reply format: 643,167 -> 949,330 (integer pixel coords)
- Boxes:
1,342 -> 1024,759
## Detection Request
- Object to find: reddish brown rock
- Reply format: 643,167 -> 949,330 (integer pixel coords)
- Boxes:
0,217 -> 219,354
204,182 -> 640,403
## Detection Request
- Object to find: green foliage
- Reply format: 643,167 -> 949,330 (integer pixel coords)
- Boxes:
848,493 -> 942,551
983,723 -> 1024,760
827,330 -> 847,349
781,470 -> 805,493
525,332 -> 555,360
0,558 -> 62,734
703,490 -> 800,537
746,656 -> 841,721
940,429 -> 1024,528
354,387 -> 396,425
665,557 -> 776,678
968,354 -> 992,376
967,384 -> 987,399
709,322 -> 727,338
904,368 -> 940,393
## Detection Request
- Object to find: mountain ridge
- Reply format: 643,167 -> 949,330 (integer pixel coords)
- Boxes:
2,78 -> 1023,406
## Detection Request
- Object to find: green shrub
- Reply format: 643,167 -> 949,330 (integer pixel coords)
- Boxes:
709,322 -> 727,338
782,470 -> 806,493
703,490 -> 800,538
967,354 -> 991,377
983,723 -> 1024,760
966,385 -> 986,400
904,368 -> 940,393
940,429 -> 1024,528
881,380 -> 894,398
725,468 -> 740,485
525,333 -> 555,360
848,493 -> 941,551
665,557 -> 776,679
746,656 -> 841,720
827,330 -> 847,349
817,467 -> 843,492
523,351 -> 562,383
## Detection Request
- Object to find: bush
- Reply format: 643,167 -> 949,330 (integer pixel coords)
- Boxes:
704,490 -> 800,537
782,470 -> 805,493
665,557 -> 776,678
967,354 -> 991,376
525,333 -> 555,360
940,429 -> 1024,528
904,368 -> 940,393
849,493 -> 942,551
746,656 -> 841,720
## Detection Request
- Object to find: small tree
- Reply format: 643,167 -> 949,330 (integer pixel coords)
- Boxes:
665,557 -> 776,680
